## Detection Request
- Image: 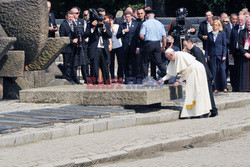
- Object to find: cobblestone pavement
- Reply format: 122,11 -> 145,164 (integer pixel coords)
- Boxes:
0,103 -> 249,167
99,133 -> 250,167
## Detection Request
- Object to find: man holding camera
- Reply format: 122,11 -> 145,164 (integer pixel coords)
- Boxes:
168,8 -> 196,50
85,9 -> 112,84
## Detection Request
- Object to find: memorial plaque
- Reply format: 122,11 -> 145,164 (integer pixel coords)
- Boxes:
0,124 -> 21,134
60,106 -> 135,115
2,111 -> 83,123
31,108 -> 110,119
0,117 -> 53,128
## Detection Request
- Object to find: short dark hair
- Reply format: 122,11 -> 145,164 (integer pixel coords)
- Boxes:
137,8 -> 145,11
124,11 -> 133,16
67,11 -> 74,16
97,8 -> 105,13
72,6 -> 81,12
109,14 -> 114,20
206,10 -> 213,15
183,36 -> 193,43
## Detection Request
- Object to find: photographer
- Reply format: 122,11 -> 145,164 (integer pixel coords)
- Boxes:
168,8 -> 196,50
85,9 -> 112,84
47,1 -> 57,37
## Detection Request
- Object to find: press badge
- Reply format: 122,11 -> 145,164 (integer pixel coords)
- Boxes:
245,39 -> 250,50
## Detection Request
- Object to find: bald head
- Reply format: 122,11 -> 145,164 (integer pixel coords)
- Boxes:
125,7 -> 133,14
47,1 -> 51,11
238,15 -> 246,26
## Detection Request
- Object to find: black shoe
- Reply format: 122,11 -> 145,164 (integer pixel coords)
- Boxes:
209,111 -> 218,117
69,80 -> 76,85
73,78 -> 81,84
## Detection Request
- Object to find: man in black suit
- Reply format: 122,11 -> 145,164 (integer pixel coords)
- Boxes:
117,11 -> 141,84
59,11 -> 77,84
229,15 -> 246,91
183,37 -> 218,117
71,7 -> 89,84
114,7 -> 136,25
47,1 -> 57,37
198,10 -> 213,50
84,13 -> 112,84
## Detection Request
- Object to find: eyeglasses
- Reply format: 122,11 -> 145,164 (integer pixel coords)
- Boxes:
138,13 -> 143,15
223,21 -> 229,23
83,14 -> 88,16
74,12 -> 79,15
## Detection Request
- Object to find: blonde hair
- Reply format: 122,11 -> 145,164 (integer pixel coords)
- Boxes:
212,19 -> 223,31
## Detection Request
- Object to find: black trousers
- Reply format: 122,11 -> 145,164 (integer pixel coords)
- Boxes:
81,65 -> 89,83
230,50 -> 240,91
110,47 -> 124,79
63,53 -> 73,81
123,45 -> 137,83
142,41 -> 166,79
207,76 -> 217,112
90,48 -> 110,84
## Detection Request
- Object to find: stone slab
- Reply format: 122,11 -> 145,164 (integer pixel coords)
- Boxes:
2,111 -> 83,123
27,37 -> 70,71
0,50 -> 25,77
0,117 -> 53,128
0,124 -> 21,134
31,108 -> 110,119
0,24 -> 8,37
0,0 -> 48,65
20,84 -> 183,106
0,37 -> 16,60
60,106 -> 135,115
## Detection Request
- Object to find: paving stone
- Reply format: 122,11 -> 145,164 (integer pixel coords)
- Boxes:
60,105 -> 135,115
31,108 -> 110,119
14,133 -> 34,146
0,117 -> 53,128
79,123 -> 94,134
93,121 -> 108,132
0,124 -> 20,134
2,111 -> 83,123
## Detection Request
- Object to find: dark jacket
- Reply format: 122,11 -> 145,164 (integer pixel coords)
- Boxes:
84,21 -> 112,63
49,12 -> 57,37
116,20 -> 141,50
198,20 -> 209,50
59,20 -> 75,54
205,31 -> 227,59
229,25 -> 240,55
190,45 -> 213,79
223,23 -> 231,45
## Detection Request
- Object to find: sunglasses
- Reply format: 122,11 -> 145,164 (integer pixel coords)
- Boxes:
83,14 -> 88,16
223,21 -> 229,23
74,12 -> 79,14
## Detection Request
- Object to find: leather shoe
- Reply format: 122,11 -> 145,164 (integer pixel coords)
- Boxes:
209,111 -> 218,117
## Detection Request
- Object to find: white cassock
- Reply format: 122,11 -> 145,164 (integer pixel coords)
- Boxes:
163,51 -> 211,118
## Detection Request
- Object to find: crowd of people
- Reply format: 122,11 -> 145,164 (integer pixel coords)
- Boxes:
47,1 -> 250,95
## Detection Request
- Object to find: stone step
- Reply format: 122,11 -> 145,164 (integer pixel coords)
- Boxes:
0,117 -> 53,128
31,108 -> 111,119
2,111 -> 83,123
0,124 -> 21,134
20,84 -> 183,106
60,106 -> 135,116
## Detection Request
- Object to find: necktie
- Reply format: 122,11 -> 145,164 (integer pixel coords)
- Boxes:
70,23 -> 74,32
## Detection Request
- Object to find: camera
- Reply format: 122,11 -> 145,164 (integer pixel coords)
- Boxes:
89,8 -> 105,27
74,25 -> 84,46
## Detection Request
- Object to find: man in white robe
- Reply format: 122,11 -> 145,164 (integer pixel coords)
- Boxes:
159,48 -> 211,118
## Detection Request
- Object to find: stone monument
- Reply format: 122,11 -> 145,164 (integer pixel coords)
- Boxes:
0,0 -> 70,99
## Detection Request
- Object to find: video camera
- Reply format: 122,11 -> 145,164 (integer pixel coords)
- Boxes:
89,8 -> 105,27
175,7 -> 189,36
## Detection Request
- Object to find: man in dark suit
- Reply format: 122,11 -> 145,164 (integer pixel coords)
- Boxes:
229,15 -> 246,91
183,37 -> 218,117
114,7 -> 136,25
198,10 -> 213,50
84,14 -> 112,84
71,7 -> 89,84
117,11 -> 141,84
47,1 -> 57,37
59,11 -> 77,84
